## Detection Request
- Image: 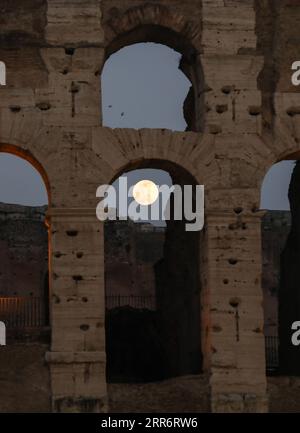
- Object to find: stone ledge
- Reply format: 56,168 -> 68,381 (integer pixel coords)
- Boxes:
53,396 -> 108,413
211,392 -> 268,413
205,209 -> 266,221
46,207 -> 98,222
46,350 -> 106,364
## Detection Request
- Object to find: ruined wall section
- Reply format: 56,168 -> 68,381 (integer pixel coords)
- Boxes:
105,220 -> 164,299
0,0 -> 48,88
0,203 -> 48,298
0,0 -> 299,413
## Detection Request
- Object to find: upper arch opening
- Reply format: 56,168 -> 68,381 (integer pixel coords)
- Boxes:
102,24 -> 205,132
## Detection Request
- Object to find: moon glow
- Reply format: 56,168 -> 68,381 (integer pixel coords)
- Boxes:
132,180 -> 159,206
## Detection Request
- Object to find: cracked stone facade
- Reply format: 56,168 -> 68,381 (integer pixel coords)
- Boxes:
0,0 -> 299,413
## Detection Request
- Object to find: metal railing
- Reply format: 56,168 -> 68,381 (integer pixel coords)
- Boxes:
105,295 -> 156,311
0,295 -> 156,328
0,295 -> 281,372
0,297 -> 44,329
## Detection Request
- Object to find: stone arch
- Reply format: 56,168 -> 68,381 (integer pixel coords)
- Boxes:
256,138 -> 300,203
103,156 -> 208,391
0,141 -> 52,326
103,3 -> 202,53
276,148 -> 300,164
260,105 -> 300,169
0,142 -> 51,204
92,128 -> 215,190
0,140 -> 52,413
110,156 -> 201,187
102,3 -> 204,131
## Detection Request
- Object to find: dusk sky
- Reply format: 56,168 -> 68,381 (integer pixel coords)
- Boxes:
0,43 -> 294,211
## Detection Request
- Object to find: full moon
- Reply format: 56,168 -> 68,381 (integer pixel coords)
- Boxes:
132,180 -> 159,206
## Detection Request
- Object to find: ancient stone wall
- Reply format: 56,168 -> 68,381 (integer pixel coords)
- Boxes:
0,202 -> 289,336
105,220 -> 164,299
0,0 -> 299,413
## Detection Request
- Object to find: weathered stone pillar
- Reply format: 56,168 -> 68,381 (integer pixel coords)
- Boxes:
204,210 -> 267,413
46,208 -> 107,413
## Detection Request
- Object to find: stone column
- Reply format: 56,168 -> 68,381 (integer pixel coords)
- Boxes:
45,208 -> 107,413
204,210 -> 268,413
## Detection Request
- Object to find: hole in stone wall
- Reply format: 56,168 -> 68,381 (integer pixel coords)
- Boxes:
66,230 -> 78,237
65,47 -> 75,56
228,258 -> 238,265
9,105 -> 21,113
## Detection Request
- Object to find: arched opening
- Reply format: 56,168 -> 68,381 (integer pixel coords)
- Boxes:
101,25 -> 204,132
260,160 -> 294,354
0,145 -> 51,412
260,158 -> 300,412
103,160 -> 208,412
